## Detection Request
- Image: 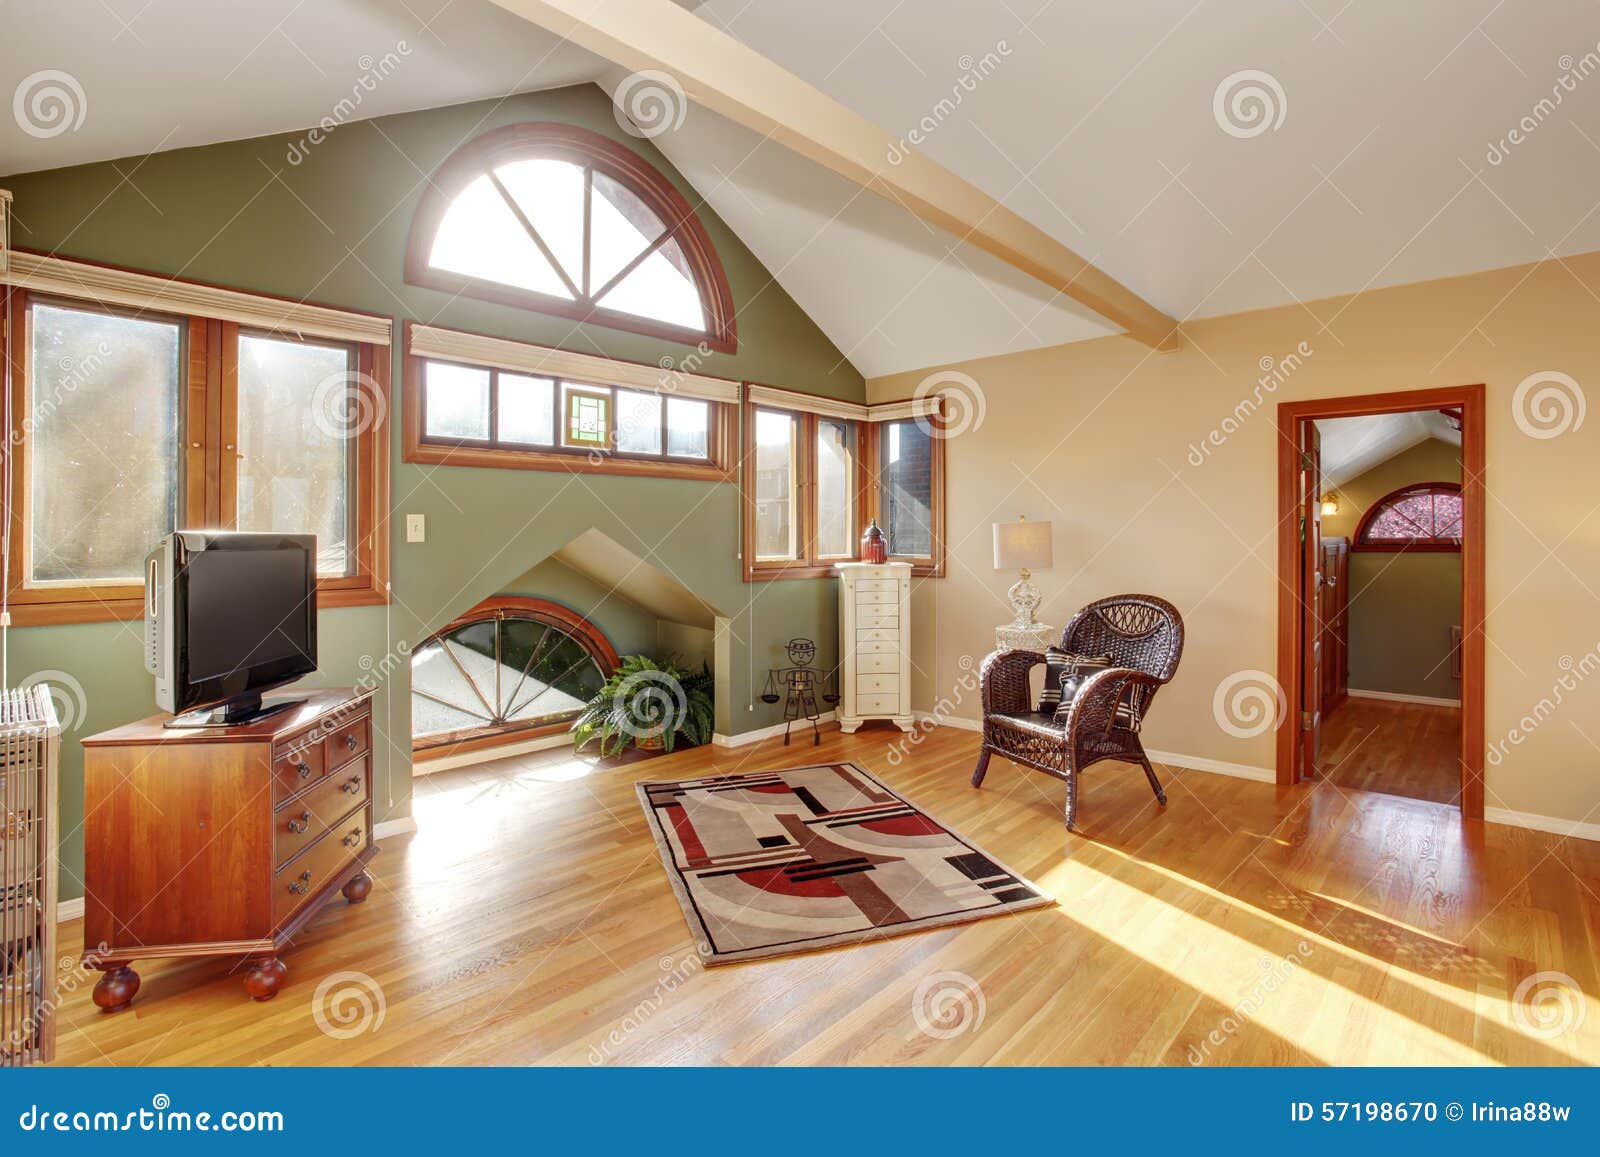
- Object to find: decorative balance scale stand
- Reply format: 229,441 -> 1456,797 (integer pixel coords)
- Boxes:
760,638 -> 839,746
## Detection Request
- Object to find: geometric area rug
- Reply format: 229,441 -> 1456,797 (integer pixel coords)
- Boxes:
636,762 -> 1056,965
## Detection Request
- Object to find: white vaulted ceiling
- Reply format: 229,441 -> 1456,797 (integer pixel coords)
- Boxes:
5,1 -> 1600,376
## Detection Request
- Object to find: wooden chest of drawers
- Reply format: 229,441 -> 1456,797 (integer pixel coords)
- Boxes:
81,688 -> 378,1009
836,562 -> 914,733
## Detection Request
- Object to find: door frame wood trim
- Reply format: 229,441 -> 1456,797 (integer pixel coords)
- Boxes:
1275,384 -> 1485,818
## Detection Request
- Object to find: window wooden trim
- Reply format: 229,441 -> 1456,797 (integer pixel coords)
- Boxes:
741,395 -> 946,581
863,413 -> 947,578
1,287 -> 390,626
403,122 -> 738,354
411,595 -> 619,760
402,332 -> 734,482
1352,481 -> 1463,553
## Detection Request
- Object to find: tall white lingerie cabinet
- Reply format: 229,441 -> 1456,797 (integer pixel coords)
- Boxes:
835,562 -> 914,733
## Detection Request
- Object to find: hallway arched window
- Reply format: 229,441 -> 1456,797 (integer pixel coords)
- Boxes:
405,123 -> 737,352
1354,483 -> 1463,551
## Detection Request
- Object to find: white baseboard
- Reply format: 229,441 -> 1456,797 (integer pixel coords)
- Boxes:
1143,748 -> 1277,783
57,897 -> 84,923
1348,688 -> 1462,708
714,712 -> 837,748
413,731 -> 573,775
1485,806 -> 1600,843
913,712 -> 982,732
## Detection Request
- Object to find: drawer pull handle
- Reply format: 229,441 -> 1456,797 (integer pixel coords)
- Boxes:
342,777 -> 361,795
287,869 -> 313,895
345,733 -> 359,751
285,810 -> 311,835
343,828 -> 362,848
294,759 -> 312,779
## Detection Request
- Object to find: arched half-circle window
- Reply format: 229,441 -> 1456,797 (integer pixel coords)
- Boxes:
411,596 -> 619,755
1354,482 -> 1463,551
405,123 -> 737,352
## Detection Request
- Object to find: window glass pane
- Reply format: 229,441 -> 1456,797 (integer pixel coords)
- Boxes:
816,418 -> 854,558
563,385 -> 610,448
666,397 -> 709,458
424,361 -> 491,441
596,235 -> 705,330
880,420 -> 933,558
493,159 -> 585,289
428,174 -> 572,299
28,303 -> 180,584
590,170 -> 665,291
498,373 -> 555,445
754,409 -> 797,560
615,389 -> 662,454
235,334 -> 354,576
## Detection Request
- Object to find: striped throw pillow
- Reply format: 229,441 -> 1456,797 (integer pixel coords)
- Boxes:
1038,648 -> 1112,714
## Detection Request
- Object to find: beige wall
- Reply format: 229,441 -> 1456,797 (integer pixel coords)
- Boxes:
869,252 -> 1600,829
1321,438 -> 1462,702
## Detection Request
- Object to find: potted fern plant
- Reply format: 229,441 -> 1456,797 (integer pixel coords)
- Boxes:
571,655 -> 714,756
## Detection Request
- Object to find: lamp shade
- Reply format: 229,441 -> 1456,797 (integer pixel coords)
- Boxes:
993,519 -> 1053,571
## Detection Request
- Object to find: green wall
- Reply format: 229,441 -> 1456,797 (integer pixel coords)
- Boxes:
1322,438 -> 1463,702
3,84 -> 863,901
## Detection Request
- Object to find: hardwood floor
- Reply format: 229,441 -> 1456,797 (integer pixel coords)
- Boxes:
50,724 -> 1599,1066
1320,696 -> 1462,804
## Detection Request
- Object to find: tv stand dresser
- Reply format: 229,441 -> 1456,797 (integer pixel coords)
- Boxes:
80,688 -> 378,1008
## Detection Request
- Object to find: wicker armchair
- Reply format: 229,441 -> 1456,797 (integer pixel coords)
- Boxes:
972,594 -> 1184,829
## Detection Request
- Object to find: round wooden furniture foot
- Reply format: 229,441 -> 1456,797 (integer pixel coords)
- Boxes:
243,957 -> 287,1001
92,966 -> 140,1012
342,871 -> 373,904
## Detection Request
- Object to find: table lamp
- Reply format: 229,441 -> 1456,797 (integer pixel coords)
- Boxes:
993,516 -> 1053,634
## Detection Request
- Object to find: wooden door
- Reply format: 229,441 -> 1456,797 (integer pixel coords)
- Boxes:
1320,537 -> 1350,713
1298,423 -> 1323,781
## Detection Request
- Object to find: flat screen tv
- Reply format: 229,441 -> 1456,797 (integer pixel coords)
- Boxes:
144,531 -> 318,726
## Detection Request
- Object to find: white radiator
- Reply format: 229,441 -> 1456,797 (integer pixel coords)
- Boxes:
0,685 -> 59,1067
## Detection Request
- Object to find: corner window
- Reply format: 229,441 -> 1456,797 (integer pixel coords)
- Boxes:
405,123 -> 737,352
876,419 -> 936,560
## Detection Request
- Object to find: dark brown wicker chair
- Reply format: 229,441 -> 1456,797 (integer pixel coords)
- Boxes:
972,594 -> 1184,829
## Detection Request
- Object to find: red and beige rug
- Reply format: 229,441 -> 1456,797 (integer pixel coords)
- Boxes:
637,762 -> 1055,965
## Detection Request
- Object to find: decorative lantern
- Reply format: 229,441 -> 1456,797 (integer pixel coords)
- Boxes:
861,519 -> 887,564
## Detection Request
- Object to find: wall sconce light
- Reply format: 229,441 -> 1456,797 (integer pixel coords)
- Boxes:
1320,495 -> 1340,516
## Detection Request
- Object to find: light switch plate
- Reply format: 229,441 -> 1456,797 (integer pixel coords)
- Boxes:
406,513 -> 425,543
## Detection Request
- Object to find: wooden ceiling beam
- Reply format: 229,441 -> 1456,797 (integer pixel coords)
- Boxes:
484,0 -> 1182,350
